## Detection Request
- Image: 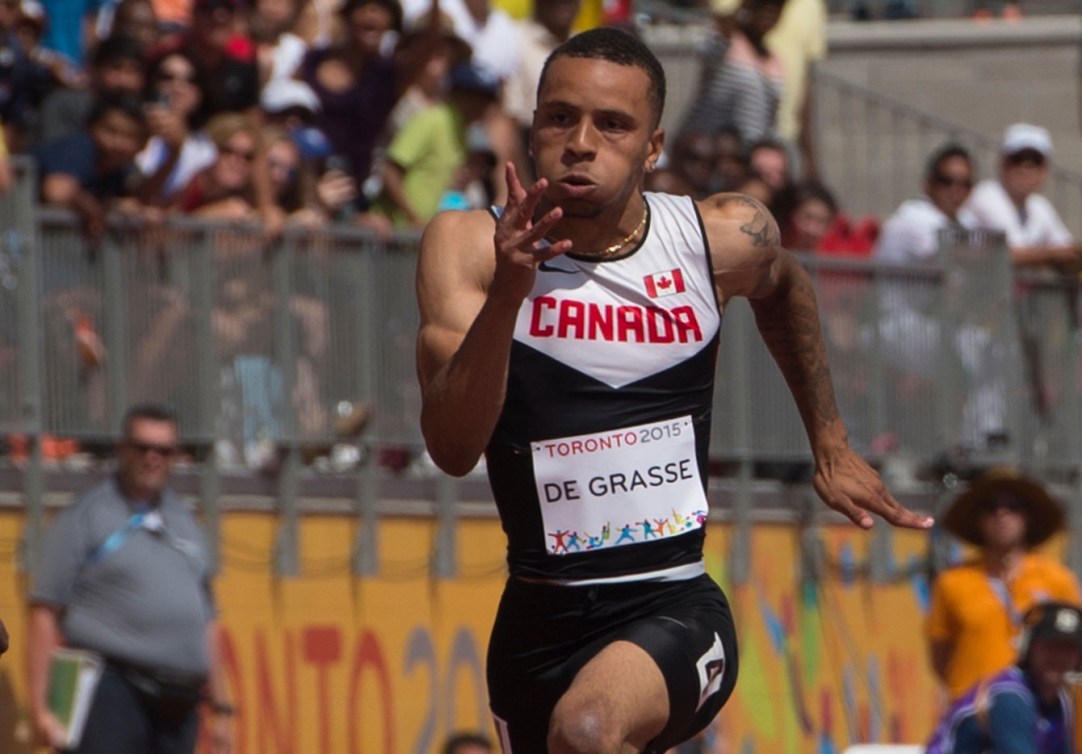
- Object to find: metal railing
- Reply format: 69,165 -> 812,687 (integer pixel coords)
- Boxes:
636,0 -> 1078,22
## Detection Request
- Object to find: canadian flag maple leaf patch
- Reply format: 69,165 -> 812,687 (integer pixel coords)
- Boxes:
643,269 -> 686,299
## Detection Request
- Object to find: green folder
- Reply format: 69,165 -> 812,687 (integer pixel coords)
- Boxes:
47,649 -> 104,748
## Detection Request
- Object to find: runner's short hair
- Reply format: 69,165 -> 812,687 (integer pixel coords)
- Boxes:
539,27 -> 666,127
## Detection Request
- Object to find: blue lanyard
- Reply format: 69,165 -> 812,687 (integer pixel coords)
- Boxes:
987,575 -> 1024,627
87,508 -> 150,565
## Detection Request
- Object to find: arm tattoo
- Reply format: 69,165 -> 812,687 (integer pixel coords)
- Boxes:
739,206 -> 779,248
712,194 -> 780,248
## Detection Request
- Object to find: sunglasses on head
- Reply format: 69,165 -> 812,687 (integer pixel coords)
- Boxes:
931,173 -> 973,190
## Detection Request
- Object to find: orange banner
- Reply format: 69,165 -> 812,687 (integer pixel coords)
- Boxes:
0,508 -> 1067,753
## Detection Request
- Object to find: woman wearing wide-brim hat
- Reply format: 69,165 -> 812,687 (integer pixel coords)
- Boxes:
941,466 -> 1065,549
924,466 -> 1081,701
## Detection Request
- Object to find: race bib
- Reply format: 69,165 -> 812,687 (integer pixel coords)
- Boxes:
531,416 -> 708,555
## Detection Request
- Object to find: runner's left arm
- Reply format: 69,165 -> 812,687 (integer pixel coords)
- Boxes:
700,192 -> 932,531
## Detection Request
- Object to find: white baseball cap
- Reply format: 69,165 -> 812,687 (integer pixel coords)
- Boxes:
260,79 -> 321,116
1001,123 -> 1053,157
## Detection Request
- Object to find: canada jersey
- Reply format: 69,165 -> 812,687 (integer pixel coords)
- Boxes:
486,192 -> 722,580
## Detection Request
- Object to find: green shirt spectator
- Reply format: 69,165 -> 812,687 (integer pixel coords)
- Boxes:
376,61 -> 500,228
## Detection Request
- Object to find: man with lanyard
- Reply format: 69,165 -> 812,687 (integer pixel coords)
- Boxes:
926,601 -> 1082,754
926,466 -> 1082,701
416,27 -> 931,754
27,404 -> 233,753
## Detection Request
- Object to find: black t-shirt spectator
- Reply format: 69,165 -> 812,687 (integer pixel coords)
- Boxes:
300,47 -> 397,201
155,35 -> 260,125
193,49 -> 258,124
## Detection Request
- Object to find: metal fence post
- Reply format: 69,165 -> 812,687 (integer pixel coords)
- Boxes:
191,223 -> 221,573
434,474 -> 457,579
14,161 -> 44,573
868,261 -> 890,459
726,300 -> 754,586
353,467 -> 379,576
352,235 -> 379,576
869,525 -> 892,583
1068,280 -> 1082,577
272,233 -> 299,577
100,227 -> 129,431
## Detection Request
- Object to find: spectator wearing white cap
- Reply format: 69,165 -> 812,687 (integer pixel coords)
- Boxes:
964,123 -> 1082,271
259,77 -> 334,163
260,76 -> 321,120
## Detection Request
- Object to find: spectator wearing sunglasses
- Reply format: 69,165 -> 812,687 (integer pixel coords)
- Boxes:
872,143 -> 996,446
875,142 -> 978,268
27,404 -> 234,754
173,112 -> 258,218
135,49 -> 217,205
925,466 -> 1081,701
964,123 -> 1082,272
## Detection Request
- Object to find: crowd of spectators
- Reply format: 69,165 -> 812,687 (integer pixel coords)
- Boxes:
0,0 -> 848,245
0,0 -> 843,242
0,0 -> 603,237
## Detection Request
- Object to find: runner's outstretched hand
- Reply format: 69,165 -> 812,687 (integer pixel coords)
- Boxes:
813,447 -> 934,530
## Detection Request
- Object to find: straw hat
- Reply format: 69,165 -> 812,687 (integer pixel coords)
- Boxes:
942,466 -> 1065,548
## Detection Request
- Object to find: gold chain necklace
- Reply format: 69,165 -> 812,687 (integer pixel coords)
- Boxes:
553,204 -> 649,259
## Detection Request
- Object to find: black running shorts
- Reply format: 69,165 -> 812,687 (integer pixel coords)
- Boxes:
486,572 -> 739,754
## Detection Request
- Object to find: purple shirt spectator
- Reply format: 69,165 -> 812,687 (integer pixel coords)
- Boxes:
300,47 -> 397,206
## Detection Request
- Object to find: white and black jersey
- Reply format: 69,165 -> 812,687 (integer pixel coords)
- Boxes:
486,192 -> 722,581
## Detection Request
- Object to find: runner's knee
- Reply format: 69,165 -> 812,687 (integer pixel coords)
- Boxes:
547,697 -> 623,754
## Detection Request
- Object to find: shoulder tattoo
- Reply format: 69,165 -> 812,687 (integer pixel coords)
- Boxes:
711,194 -> 780,248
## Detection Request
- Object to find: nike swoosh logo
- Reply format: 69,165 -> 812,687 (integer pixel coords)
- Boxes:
539,261 -> 578,274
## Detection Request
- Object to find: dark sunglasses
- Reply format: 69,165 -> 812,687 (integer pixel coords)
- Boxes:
1006,150 -> 1046,167
980,497 -> 1024,514
157,70 -> 196,83
126,440 -> 178,457
220,144 -> 255,162
931,173 -> 973,190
